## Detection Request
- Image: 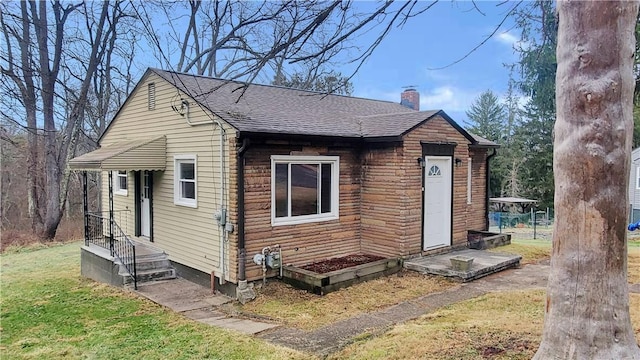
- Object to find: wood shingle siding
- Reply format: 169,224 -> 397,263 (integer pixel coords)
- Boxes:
240,143 -> 362,280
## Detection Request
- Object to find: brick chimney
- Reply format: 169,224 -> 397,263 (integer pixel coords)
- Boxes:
400,88 -> 419,111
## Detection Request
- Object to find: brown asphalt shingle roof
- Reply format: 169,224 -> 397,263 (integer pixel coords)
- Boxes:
151,68 -> 497,146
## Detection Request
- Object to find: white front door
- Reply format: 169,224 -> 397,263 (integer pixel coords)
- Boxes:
141,171 -> 151,237
423,156 -> 452,250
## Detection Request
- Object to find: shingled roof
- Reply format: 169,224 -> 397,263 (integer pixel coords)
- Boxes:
145,68 -> 496,146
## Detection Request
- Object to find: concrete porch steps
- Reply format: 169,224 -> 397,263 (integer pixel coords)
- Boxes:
119,241 -> 176,285
404,249 -> 521,282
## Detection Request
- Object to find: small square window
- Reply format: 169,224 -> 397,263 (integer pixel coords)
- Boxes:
113,171 -> 128,196
174,155 -> 197,207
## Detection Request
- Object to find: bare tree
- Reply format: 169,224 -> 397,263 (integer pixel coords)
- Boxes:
533,1 -> 640,358
1,0 -> 137,239
145,1 -> 435,90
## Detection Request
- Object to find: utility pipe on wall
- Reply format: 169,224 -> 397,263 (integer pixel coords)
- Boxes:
182,101 -> 229,282
237,138 -> 250,282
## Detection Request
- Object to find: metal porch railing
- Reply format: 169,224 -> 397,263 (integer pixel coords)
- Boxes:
85,212 -> 137,289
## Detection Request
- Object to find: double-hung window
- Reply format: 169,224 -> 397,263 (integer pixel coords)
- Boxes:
174,155 -> 197,207
113,171 -> 128,196
271,155 -> 339,226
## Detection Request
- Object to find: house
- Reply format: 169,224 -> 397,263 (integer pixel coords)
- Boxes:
69,68 -> 498,298
629,147 -> 640,223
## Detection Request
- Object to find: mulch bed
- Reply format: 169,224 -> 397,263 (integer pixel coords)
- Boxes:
301,254 -> 386,274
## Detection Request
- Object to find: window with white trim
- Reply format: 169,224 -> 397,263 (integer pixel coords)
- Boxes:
636,166 -> 640,190
467,158 -> 472,204
113,171 -> 128,196
271,155 -> 339,226
174,155 -> 197,207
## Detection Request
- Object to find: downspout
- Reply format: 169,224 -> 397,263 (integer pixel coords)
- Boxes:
182,101 -> 229,282
237,138 -> 250,281
485,148 -> 497,230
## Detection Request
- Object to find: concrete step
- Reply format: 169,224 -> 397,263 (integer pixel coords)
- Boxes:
134,250 -> 168,261
134,258 -> 172,272
122,268 -> 176,284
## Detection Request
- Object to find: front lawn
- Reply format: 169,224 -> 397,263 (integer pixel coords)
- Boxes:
236,271 -> 454,330
0,242 -> 308,360
330,290 -> 640,360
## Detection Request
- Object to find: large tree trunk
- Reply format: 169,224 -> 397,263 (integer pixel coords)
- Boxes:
533,1 -> 640,359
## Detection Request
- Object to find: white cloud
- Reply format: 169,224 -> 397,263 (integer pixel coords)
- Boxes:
420,86 -> 481,112
354,85 -> 481,113
495,30 -> 529,51
496,31 -> 519,47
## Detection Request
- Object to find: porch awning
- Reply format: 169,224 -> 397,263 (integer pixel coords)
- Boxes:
68,136 -> 166,171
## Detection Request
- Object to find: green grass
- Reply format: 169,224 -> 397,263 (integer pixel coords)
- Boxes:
330,291 -> 640,360
490,240 -> 551,265
1,242 -> 309,360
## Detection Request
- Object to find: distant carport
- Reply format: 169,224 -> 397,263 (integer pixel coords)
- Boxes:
489,197 -> 542,238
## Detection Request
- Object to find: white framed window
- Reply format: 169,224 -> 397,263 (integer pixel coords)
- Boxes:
113,171 -> 128,196
467,157 -> 472,204
271,155 -> 339,226
636,166 -> 640,190
174,155 -> 197,208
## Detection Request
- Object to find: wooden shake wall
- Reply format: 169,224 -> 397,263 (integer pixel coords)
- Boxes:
237,117 -> 490,282
241,141 -> 363,281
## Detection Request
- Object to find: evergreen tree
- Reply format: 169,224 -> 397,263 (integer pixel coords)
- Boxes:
465,90 -> 507,197
465,90 -> 506,142
512,0 -> 557,209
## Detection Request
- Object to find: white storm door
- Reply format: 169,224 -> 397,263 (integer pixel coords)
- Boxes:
141,171 -> 151,237
423,156 -> 452,250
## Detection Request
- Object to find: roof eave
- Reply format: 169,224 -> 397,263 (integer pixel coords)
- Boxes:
469,143 -> 501,149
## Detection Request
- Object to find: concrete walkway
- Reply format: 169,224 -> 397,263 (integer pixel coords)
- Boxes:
258,262 -> 550,356
131,264 -> 640,357
133,278 -> 279,335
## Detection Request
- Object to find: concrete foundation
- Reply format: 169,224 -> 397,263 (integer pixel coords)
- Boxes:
81,245 -> 125,287
170,260 -> 239,298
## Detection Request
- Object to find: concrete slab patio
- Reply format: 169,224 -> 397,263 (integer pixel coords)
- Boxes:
404,248 -> 522,281
132,278 -> 279,335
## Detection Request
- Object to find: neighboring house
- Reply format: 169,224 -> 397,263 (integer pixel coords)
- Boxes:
69,68 -> 498,297
629,147 -> 640,223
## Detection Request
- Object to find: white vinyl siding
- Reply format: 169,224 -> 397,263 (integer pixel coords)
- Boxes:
100,72 -> 235,278
271,155 -> 339,226
174,155 -> 197,208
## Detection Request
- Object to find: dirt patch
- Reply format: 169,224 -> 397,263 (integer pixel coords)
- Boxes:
301,254 -> 385,274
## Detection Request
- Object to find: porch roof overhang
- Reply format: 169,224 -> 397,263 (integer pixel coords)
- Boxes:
68,136 -> 166,171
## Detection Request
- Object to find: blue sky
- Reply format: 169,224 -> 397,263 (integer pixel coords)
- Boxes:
345,1 -> 522,123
